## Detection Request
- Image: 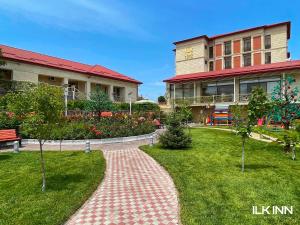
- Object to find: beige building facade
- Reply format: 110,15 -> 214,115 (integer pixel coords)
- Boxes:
0,44 -> 141,102
164,21 -> 300,122
175,22 -> 290,75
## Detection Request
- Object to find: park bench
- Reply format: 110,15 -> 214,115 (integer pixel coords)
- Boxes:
0,129 -> 21,147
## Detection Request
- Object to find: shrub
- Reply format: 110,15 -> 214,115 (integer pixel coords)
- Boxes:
85,88 -> 113,112
158,96 -> 166,104
159,112 -> 192,149
67,99 -> 87,110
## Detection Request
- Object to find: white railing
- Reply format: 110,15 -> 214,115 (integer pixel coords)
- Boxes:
173,94 -> 234,105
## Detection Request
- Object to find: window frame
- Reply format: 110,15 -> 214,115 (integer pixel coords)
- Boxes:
224,41 -> 232,55
209,46 -> 214,59
224,56 -> 232,69
264,35 -> 271,49
209,61 -> 214,71
265,52 -> 271,64
243,37 -> 251,52
243,53 -> 252,67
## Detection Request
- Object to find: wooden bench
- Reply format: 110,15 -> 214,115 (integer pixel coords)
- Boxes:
0,129 -> 21,146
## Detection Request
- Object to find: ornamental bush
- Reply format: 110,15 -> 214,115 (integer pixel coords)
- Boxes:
159,112 -> 192,149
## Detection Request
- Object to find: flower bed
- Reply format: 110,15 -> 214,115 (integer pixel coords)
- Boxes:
0,111 -> 156,140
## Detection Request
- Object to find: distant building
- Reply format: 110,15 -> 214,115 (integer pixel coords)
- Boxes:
163,21 -> 300,121
0,44 -> 141,102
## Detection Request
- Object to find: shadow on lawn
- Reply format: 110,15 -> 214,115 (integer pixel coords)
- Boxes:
0,154 -> 12,161
235,164 -> 278,170
47,173 -> 85,191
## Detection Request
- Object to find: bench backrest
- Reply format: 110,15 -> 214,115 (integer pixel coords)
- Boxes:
0,129 -> 18,139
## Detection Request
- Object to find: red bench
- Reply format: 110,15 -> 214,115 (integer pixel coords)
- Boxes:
0,129 -> 21,146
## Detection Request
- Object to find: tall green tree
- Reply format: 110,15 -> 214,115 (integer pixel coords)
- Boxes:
7,83 -> 64,191
85,87 -> 113,112
271,75 -> 300,152
271,75 -> 300,130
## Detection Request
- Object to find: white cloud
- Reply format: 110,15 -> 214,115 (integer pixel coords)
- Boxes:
0,0 -> 150,38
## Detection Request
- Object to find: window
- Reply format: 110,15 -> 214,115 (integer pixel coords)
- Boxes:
240,77 -> 280,95
243,37 -> 251,52
209,61 -> 214,71
264,35 -> 271,49
265,52 -> 271,64
224,41 -> 232,55
205,60 -> 208,64
243,53 -> 251,67
205,45 -> 207,49
224,56 -> 232,69
202,81 -> 234,96
209,46 -> 214,58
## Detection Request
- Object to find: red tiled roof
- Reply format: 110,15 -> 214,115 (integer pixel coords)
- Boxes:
0,44 -> 142,84
173,21 -> 291,45
164,60 -> 300,83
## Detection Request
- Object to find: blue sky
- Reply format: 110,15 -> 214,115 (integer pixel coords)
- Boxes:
0,0 -> 299,100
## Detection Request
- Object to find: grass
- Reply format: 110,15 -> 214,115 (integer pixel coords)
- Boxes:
0,151 -> 105,225
141,128 -> 300,225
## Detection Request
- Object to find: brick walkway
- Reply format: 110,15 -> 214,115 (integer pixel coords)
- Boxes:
66,141 -> 179,225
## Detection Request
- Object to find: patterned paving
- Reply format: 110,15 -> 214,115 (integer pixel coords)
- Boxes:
66,143 -> 179,225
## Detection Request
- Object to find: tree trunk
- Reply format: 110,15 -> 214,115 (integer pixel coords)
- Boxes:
39,141 -> 46,192
292,145 -> 296,160
59,140 -> 62,152
242,138 -> 245,172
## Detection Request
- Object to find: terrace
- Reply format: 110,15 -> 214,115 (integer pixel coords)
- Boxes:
168,73 -> 293,106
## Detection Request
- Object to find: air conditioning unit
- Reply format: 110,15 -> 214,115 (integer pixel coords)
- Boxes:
48,76 -> 56,81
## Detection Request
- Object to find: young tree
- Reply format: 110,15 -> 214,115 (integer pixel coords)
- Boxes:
271,75 -> 300,130
247,87 -> 270,126
7,83 -> 64,191
85,87 -> 113,112
271,75 -> 300,152
159,112 -> 192,149
232,104 -> 252,172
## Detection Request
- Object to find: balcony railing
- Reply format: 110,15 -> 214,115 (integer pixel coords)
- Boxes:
173,94 -> 234,105
172,93 -> 277,105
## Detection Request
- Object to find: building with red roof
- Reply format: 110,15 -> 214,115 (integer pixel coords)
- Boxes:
163,21 -> 300,122
0,44 -> 142,102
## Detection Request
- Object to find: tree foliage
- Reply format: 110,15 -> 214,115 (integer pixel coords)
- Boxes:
158,95 -> 166,104
247,87 -> 270,125
85,87 -> 113,112
159,112 -> 192,149
6,83 -> 64,191
271,75 -> 300,130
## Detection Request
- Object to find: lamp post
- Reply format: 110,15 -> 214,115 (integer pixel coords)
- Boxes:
128,91 -> 133,115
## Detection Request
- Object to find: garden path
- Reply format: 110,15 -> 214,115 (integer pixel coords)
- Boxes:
65,140 -> 180,225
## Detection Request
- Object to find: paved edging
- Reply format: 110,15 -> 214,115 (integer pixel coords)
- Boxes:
22,131 -> 160,145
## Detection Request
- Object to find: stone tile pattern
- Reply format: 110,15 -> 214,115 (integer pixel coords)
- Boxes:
66,144 -> 179,225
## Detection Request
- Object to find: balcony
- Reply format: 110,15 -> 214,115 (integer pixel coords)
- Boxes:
173,94 -> 234,105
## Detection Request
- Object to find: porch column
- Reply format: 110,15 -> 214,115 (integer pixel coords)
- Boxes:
86,81 -> 91,100
234,77 -> 239,103
63,77 -> 69,86
173,84 -> 176,109
193,81 -> 196,104
109,85 -> 114,101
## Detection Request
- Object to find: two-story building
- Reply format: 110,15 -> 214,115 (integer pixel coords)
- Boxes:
0,44 -> 141,102
164,21 -> 300,122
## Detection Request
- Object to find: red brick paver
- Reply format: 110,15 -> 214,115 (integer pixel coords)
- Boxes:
66,143 -> 179,225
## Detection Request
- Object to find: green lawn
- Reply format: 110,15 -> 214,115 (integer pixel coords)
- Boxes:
0,151 -> 105,225
141,128 -> 300,225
